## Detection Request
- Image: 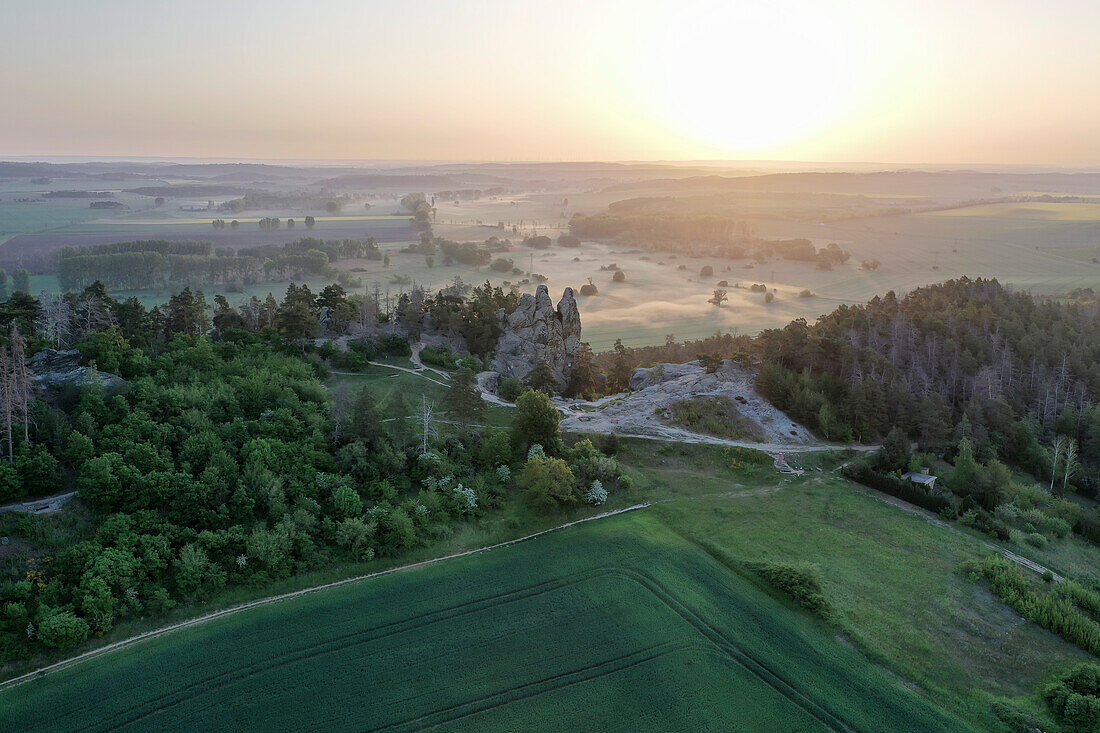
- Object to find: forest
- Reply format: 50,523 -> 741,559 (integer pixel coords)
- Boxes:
0,279 -> 626,661
55,238 -> 380,292
568,212 -> 849,265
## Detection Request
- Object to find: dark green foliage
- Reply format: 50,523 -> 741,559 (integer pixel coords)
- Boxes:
379,335 -> 411,357
511,390 -> 562,456
420,345 -> 459,369
443,368 -> 486,427
746,561 -> 831,617
35,610 -> 90,649
697,353 -> 722,373
498,377 -> 523,402
842,461 -> 952,515
523,360 -> 559,396
876,427 -> 910,473
1043,662 -> 1100,733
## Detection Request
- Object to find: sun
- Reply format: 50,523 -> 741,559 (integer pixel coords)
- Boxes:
640,2 -> 869,157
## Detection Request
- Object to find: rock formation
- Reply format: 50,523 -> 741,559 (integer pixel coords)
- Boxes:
491,285 -> 583,385
27,349 -> 127,390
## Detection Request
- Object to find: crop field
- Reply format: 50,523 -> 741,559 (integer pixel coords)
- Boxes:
613,442 -> 1095,727
0,512 -> 965,732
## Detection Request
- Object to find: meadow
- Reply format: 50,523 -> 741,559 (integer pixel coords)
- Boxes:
0,511 -> 967,732
615,442 -> 1095,729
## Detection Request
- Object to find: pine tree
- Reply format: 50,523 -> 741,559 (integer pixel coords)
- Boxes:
523,360 -> 560,396
276,283 -> 318,340
348,386 -> 383,446
607,339 -> 633,393
444,368 -> 486,427
565,345 -> 599,400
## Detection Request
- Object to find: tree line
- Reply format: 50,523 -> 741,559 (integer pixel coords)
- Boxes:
55,238 -> 380,292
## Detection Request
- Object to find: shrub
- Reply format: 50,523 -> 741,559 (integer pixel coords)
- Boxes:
520,456 -> 576,512
597,432 -> 620,455
37,610 -> 90,650
963,556 -> 1100,657
457,354 -> 483,372
498,377 -> 523,402
379,335 -> 411,357
585,480 -> 608,505
1024,532 -> 1048,548
747,561 -> 830,617
612,270 -> 625,282
557,233 -> 581,247
490,258 -> 514,273
420,345 -> 458,369
1043,662 -> 1100,732
579,283 -> 598,296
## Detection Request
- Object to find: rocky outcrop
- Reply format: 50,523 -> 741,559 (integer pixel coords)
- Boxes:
562,359 -> 817,447
491,285 -> 583,385
27,349 -> 127,390
629,361 -> 705,391
476,370 -> 500,394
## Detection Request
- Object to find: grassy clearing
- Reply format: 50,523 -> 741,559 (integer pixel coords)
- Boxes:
612,440 -> 1096,728
327,366 -> 514,429
0,512 -> 966,732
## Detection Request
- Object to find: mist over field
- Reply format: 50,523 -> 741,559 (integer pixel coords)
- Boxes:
3,2 -> 1100,732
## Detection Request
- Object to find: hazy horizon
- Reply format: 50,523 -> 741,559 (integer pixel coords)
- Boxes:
5,0 -> 1100,166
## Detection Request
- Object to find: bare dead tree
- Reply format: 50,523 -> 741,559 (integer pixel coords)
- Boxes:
0,346 -> 11,464
37,291 -> 73,349
9,327 -> 31,446
418,396 -> 437,455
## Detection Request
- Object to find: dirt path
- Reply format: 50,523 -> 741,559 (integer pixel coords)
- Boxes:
0,503 -> 650,692
0,491 -> 77,515
340,357 -> 874,457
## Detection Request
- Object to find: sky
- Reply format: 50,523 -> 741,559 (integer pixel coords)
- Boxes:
2,0 -> 1099,165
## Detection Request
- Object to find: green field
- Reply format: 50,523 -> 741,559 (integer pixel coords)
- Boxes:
0,438 -> 1092,730
0,511 -> 966,732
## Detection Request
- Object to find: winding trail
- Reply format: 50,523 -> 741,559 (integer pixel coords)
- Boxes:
0,503 -> 650,692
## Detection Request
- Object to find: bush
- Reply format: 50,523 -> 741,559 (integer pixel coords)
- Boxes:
37,610 -> 90,650
746,561 -> 830,617
1043,662 -> 1100,732
579,283 -> 598,296
1024,531 -> 1048,548
498,377 -> 523,402
420,345 -> 458,369
379,335 -> 411,357
520,456 -> 576,512
584,480 -> 608,505
557,234 -> 581,247
612,270 -> 625,282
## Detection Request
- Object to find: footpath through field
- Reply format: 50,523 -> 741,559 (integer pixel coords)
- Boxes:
0,503 -> 650,692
